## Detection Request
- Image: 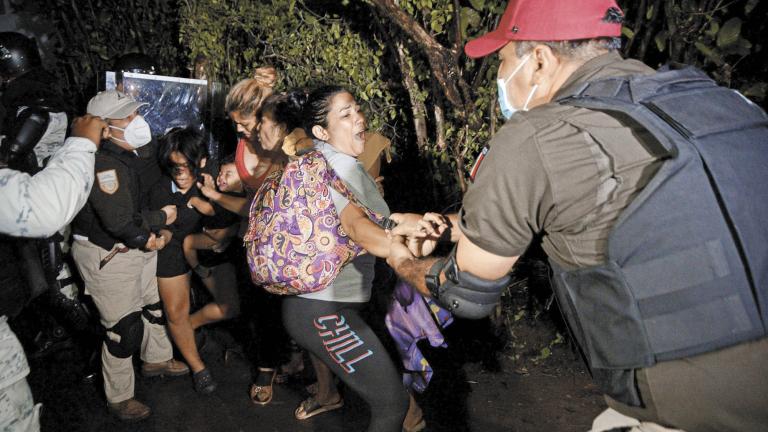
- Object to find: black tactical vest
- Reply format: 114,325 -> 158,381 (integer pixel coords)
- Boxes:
551,65 -> 768,406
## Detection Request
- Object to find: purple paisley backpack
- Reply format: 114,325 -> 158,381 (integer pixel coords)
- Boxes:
243,150 -> 383,295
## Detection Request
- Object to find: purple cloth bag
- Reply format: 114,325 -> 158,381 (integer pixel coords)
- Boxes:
385,280 -> 453,392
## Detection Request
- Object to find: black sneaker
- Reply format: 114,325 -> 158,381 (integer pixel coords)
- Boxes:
193,368 -> 217,394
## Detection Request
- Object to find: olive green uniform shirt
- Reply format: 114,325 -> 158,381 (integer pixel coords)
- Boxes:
459,52 -> 768,431
460,52 -> 659,269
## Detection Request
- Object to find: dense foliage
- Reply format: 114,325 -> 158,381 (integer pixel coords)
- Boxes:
181,0 -> 767,195
179,0 -> 400,136
11,0 -> 185,110
10,0 -> 765,195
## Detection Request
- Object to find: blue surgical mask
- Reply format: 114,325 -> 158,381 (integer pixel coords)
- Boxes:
497,54 -> 539,120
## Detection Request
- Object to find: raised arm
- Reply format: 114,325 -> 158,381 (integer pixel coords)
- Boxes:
197,173 -> 249,216
0,116 -> 106,237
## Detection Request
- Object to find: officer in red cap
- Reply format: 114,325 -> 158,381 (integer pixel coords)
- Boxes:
386,1 -> 768,431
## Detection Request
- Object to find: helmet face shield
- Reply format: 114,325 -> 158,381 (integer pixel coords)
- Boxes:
114,53 -> 158,83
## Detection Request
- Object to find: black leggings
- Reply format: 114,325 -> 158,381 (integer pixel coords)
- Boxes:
282,296 -> 408,432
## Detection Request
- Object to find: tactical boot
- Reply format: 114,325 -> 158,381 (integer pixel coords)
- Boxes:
107,398 -> 151,422
141,359 -> 190,377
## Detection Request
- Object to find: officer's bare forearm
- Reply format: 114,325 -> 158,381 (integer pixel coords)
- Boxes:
391,256 -> 439,297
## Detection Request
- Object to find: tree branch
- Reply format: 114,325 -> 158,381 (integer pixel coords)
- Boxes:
395,42 -> 429,152
368,0 -> 469,117
126,0 -> 147,53
622,0 -> 647,57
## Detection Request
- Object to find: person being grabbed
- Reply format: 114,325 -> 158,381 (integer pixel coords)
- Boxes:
149,127 -> 232,394
276,86 -> 409,432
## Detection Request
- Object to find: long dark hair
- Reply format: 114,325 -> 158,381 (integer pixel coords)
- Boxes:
158,127 -> 208,177
258,90 -> 307,132
249,90 -> 307,160
301,85 -> 348,139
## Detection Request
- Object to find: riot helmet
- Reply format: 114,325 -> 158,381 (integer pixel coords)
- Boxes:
114,52 -> 158,83
0,32 -> 41,83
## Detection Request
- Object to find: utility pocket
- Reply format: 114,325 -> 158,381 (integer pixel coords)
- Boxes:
557,261 -> 654,370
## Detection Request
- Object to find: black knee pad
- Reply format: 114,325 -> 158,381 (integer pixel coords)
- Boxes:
142,301 -> 165,325
104,311 -> 143,358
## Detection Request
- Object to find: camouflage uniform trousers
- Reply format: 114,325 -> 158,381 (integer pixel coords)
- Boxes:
0,318 -> 41,432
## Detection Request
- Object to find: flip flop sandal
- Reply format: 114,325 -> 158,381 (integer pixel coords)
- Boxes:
403,418 -> 427,432
249,368 -> 277,405
294,395 -> 344,420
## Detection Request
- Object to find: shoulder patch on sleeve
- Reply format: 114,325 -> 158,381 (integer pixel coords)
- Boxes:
96,169 -> 119,195
469,145 -> 490,182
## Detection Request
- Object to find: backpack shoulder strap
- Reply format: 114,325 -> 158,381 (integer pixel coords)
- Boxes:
300,150 -> 385,224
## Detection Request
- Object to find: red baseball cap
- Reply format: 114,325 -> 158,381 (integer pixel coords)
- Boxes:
464,0 -> 623,59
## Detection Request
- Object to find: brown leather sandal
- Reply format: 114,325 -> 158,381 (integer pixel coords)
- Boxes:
249,367 -> 277,405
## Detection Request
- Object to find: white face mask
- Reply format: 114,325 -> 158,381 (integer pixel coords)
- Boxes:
497,54 -> 539,120
109,115 -> 152,148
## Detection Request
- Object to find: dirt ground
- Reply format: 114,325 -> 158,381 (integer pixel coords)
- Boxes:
23,314 -> 605,432
414,299 -> 606,432
22,260 -> 606,432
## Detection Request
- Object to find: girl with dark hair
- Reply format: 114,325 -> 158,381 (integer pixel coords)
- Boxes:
274,85 -> 409,432
149,127 -> 232,394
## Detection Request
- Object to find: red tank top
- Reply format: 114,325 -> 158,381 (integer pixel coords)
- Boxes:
235,137 -> 274,191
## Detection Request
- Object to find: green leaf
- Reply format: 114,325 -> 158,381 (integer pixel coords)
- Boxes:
646,4 -> 654,20
745,0 -> 759,15
654,31 -> 667,53
552,333 -> 564,345
537,347 -> 552,361
704,21 -> 720,38
717,17 -> 742,48
722,37 -> 753,57
469,0 -> 485,11
742,82 -> 767,100
695,42 -> 723,66
460,7 -> 481,39
621,26 -> 635,39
